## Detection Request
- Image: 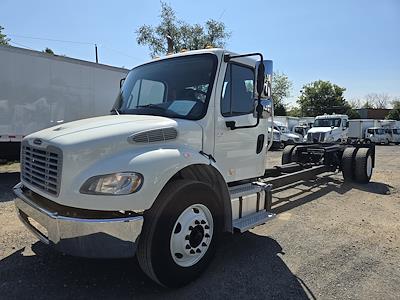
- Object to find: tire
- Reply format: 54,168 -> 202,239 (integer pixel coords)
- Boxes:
341,147 -> 356,182
282,145 -> 296,164
137,179 -> 222,287
365,139 -> 371,144
354,148 -> 373,183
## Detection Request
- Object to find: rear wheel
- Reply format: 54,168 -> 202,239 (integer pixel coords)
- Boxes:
354,148 -> 373,183
282,145 -> 296,164
137,179 -> 222,287
341,147 -> 356,182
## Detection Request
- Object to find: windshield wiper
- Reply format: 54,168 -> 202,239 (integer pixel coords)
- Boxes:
110,108 -> 121,115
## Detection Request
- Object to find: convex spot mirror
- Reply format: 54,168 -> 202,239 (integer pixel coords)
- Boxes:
254,99 -> 272,119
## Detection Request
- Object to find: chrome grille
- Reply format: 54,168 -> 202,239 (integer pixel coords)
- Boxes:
307,132 -> 325,142
21,142 -> 62,196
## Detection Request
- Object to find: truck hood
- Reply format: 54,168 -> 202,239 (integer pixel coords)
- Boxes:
24,115 -> 203,152
307,127 -> 335,134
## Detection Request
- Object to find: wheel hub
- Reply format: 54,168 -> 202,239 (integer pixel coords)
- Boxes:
170,204 -> 213,267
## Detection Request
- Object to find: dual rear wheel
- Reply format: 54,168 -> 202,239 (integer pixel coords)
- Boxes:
341,147 -> 373,183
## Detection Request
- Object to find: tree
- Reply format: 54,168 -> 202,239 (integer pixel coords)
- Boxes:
364,93 -> 390,109
297,80 -> 348,116
0,26 -> 10,45
362,100 -> 374,109
286,106 -> 301,117
136,2 -> 230,57
386,100 -> 400,120
43,47 -> 54,55
272,72 -> 292,116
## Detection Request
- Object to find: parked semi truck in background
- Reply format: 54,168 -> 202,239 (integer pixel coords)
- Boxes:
0,45 -> 128,159
13,49 -> 376,287
305,114 -> 349,143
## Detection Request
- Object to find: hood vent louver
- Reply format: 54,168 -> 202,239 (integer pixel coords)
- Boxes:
128,127 -> 178,144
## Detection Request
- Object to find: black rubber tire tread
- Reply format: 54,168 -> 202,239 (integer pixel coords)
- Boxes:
354,148 -> 373,183
341,147 -> 356,182
282,145 -> 296,164
136,179 -> 222,287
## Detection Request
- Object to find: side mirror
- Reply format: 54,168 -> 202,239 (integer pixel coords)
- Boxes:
256,60 -> 273,98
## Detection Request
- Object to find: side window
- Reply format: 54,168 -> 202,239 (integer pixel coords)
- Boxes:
126,79 -> 165,108
221,64 -> 255,117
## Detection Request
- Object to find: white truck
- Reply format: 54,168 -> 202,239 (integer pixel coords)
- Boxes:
13,49 -> 376,287
274,116 -> 299,131
273,121 -> 301,145
385,128 -> 400,144
305,114 -> 349,143
348,119 -> 388,144
0,45 -> 128,159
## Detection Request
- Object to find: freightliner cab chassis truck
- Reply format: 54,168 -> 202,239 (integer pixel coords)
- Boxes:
13,49 -> 375,287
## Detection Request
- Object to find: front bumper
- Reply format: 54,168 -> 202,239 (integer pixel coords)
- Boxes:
13,183 -> 143,258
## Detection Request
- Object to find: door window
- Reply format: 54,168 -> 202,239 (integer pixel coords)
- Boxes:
221,64 -> 254,117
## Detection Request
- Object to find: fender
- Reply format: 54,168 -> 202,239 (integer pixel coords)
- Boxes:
65,145 -> 227,212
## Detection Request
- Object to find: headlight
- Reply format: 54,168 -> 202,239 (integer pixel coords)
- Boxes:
80,172 -> 143,195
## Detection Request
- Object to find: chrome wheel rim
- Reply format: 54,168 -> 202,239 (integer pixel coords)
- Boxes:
170,204 -> 213,267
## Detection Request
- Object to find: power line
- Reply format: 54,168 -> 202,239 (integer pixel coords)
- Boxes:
7,33 -> 143,62
8,34 -> 93,45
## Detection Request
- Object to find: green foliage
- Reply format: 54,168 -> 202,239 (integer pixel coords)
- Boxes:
286,106 -> 301,117
386,101 -> 400,120
271,72 -> 292,116
297,80 -> 349,116
136,2 -> 230,57
43,47 -> 54,54
0,26 -> 10,45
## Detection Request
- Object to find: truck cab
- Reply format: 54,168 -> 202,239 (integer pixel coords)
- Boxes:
13,49 -> 275,286
305,114 -> 348,143
273,121 -> 300,145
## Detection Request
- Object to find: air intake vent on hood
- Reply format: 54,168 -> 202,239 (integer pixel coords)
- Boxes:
128,127 -> 178,144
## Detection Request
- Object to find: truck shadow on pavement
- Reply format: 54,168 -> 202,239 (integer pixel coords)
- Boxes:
0,234 -> 314,299
271,174 -> 392,215
0,172 -> 19,203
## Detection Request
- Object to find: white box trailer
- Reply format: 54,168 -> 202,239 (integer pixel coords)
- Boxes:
348,119 -> 376,140
274,116 -> 299,131
0,45 -> 128,158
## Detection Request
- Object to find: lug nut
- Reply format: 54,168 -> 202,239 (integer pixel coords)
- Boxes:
196,249 -> 201,253
195,220 -> 200,225
185,235 -> 190,240
205,233 -> 210,238
205,225 -> 210,229
201,220 -> 206,224
185,244 -> 191,249
190,249 -> 195,254
202,242 -> 207,247
189,226 -> 193,230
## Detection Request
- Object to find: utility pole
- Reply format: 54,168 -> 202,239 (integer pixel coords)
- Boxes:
95,44 -> 98,63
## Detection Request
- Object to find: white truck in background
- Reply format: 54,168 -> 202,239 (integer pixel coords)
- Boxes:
305,114 -> 349,143
348,119 -> 389,144
273,121 -> 301,145
13,49 -> 376,288
0,45 -> 128,159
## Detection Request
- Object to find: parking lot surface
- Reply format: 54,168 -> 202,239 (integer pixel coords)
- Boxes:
1,146 -> 399,299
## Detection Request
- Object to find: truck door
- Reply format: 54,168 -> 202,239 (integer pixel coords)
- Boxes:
213,62 -> 266,182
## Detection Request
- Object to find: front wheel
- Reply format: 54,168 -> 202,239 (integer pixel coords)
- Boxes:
137,179 -> 222,287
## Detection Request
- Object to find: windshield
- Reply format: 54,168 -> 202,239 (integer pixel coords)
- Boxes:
314,118 -> 342,127
113,54 -> 218,120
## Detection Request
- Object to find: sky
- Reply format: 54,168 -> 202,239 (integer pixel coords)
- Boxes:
1,0 -> 399,106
